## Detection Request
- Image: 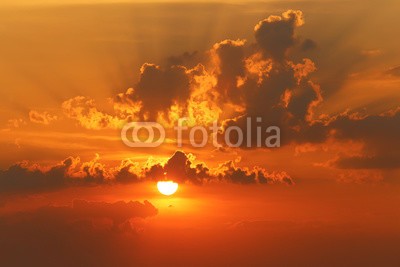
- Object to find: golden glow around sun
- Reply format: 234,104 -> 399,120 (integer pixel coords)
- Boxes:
157,181 -> 179,196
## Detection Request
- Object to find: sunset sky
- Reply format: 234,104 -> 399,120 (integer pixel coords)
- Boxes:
0,1 -> 399,266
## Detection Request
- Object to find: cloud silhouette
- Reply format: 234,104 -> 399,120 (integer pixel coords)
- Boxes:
255,10 -> 304,61
0,151 -> 293,195
144,151 -> 293,185
329,110 -> 400,169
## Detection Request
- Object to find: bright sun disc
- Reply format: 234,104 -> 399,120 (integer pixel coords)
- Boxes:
157,181 -> 178,196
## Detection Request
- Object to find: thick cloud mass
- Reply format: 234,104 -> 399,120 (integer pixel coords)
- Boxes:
0,151 -> 293,194
144,151 -> 293,185
0,158 -> 71,194
213,39 -> 246,102
137,64 -> 190,118
330,111 -> 400,169
114,64 -> 191,121
254,10 -> 304,61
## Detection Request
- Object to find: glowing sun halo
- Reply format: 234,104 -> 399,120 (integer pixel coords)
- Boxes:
157,181 -> 178,196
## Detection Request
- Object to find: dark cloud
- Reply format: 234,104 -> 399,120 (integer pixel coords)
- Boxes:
143,162 -> 165,181
334,155 -> 400,170
331,111 -> 400,145
329,110 -> 400,169
194,10 -> 323,148
0,158 -> 71,194
221,58 -> 322,147
166,51 -> 203,68
289,109 -> 400,171
219,161 -> 256,184
0,155 -> 108,194
164,151 -> 210,183
212,39 -> 246,102
144,151 -> 211,184
143,151 -> 293,185
281,109 -> 400,171
133,64 -> 191,120
112,62 -> 197,122
254,10 -> 304,61
114,159 -> 140,184
0,151 -> 292,195
215,160 -> 293,185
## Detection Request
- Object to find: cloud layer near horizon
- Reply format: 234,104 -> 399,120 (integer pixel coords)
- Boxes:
0,151 -> 293,194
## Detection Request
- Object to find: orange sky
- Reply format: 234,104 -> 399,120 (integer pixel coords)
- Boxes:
0,1 -> 399,266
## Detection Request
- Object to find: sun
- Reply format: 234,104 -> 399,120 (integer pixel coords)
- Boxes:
157,181 -> 179,196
